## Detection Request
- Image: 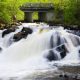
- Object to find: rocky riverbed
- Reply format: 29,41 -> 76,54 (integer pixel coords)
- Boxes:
12,65 -> 80,80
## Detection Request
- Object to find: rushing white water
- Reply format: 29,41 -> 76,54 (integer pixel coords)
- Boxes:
0,23 -> 80,79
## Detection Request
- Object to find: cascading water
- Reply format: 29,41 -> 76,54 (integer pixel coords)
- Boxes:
0,23 -> 80,79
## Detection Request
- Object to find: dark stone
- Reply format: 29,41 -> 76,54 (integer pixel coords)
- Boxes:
0,47 -> 2,52
21,27 -> 32,34
50,32 -> 68,59
74,75 -> 78,80
60,51 -> 66,59
64,25 -> 79,30
59,74 -> 63,77
56,44 -> 68,59
13,32 -> 22,41
45,50 -> 59,61
63,74 -> 69,80
64,74 -> 69,78
74,75 -> 80,80
79,50 -> 80,53
46,44 -> 68,60
2,27 -> 17,37
13,27 -> 32,42
67,30 -> 80,37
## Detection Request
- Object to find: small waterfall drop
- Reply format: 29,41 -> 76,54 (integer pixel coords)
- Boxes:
0,31 -> 52,62
0,23 -> 79,78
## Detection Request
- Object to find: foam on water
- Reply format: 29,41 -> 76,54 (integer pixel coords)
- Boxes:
0,23 -> 79,79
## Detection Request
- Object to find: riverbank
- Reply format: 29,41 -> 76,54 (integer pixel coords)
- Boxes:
15,65 -> 80,80
0,22 -> 80,30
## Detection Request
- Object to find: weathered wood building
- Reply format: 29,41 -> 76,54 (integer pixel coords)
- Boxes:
20,3 -> 54,22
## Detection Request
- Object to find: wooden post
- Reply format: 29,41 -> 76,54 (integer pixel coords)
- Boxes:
24,12 -> 33,22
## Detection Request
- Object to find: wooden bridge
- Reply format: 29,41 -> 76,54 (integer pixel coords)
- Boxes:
20,3 -> 54,22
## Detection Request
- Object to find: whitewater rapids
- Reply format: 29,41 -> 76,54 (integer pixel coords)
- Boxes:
0,23 -> 79,79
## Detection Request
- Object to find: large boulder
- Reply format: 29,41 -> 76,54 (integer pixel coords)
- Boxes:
13,27 -> 33,42
45,50 -> 60,61
45,44 -> 68,61
2,26 -> 18,37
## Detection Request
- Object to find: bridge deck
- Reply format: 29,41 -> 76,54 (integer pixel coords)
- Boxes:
20,3 -> 54,12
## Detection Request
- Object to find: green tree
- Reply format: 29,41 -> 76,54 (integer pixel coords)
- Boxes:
0,0 -> 11,24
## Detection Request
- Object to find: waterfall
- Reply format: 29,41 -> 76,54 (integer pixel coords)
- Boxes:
0,23 -> 79,78
0,31 -> 52,62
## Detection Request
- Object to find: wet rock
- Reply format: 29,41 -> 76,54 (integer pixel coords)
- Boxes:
13,32 -> 26,41
67,30 -> 80,37
59,65 -> 80,74
79,50 -> 80,53
56,44 -> 68,59
46,50 -> 59,61
64,74 -> 69,78
64,25 -> 79,30
2,27 -> 18,37
13,27 -> 33,42
0,47 -> 2,52
59,74 -> 64,77
21,27 -> 32,34
45,44 -> 68,61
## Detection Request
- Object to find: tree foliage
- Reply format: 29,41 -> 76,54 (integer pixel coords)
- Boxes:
0,0 -> 80,25
53,0 -> 80,25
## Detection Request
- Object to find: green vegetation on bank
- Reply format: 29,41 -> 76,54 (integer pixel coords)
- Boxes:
0,0 -> 80,26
